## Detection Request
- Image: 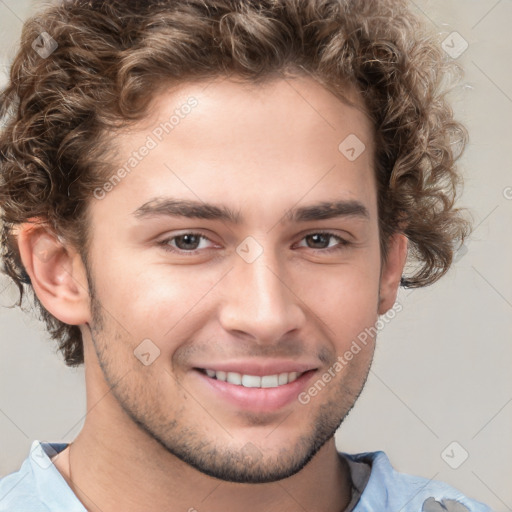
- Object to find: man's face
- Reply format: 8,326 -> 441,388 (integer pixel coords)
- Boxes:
82,76 -> 389,483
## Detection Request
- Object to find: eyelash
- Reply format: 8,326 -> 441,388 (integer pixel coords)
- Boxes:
157,231 -> 351,255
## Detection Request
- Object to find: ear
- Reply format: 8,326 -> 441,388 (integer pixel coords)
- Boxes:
378,233 -> 408,315
15,220 -> 91,325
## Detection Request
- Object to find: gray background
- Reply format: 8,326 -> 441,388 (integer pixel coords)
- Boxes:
0,0 -> 511,510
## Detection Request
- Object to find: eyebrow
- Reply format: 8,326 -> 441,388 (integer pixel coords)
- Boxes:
132,197 -> 369,224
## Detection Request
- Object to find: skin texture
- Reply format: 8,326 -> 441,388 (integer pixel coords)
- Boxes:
17,75 -> 408,512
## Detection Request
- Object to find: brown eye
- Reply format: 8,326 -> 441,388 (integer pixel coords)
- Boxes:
305,233 -> 332,249
159,232 -> 214,254
298,232 -> 349,252
173,234 -> 202,251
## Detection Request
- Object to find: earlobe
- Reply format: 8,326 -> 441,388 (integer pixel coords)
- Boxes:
378,233 -> 408,315
15,221 -> 91,326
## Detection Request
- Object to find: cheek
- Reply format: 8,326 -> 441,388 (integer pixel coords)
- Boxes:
95,260 -> 221,343
293,253 -> 381,335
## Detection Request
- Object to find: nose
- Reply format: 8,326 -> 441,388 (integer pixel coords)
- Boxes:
218,241 -> 306,344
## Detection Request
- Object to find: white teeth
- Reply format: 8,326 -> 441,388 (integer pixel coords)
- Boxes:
227,372 -> 242,385
202,369 -> 303,388
241,374 -> 261,387
261,375 -> 278,388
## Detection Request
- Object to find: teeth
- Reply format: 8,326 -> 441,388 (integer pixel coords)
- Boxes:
261,375 -> 278,388
228,372 -> 242,385
203,369 -> 302,388
242,374 -> 261,387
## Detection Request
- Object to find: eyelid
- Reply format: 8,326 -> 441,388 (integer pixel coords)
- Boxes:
157,229 -> 352,255
300,228 -> 352,240
295,230 -> 351,251
157,231 -> 217,253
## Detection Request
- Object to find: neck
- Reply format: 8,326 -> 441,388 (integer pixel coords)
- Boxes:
55,423 -> 351,512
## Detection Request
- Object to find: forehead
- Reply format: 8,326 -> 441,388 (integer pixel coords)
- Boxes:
145,74 -> 372,146
92,75 -> 377,227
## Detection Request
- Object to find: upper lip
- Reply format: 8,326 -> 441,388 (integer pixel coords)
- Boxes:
193,360 -> 318,377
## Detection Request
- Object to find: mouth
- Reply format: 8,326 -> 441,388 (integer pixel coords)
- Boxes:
192,367 -> 318,413
194,368 -> 307,388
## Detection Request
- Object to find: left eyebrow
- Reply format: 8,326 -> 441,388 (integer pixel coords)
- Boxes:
285,200 -> 369,223
131,197 -> 370,223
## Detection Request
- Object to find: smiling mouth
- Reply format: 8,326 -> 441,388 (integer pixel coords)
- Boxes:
194,368 -> 309,388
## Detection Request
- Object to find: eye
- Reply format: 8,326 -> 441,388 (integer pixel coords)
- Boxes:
157,230 -> 351,255
296,231 -> 350,253
158,232 -> 215,254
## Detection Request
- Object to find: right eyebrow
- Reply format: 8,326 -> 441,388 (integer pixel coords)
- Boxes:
132,197 -> 242,223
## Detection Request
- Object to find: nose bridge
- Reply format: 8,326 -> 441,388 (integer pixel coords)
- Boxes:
219,236 -> 304,341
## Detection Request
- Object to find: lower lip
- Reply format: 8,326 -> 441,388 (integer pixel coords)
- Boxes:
193,369 -> 317,413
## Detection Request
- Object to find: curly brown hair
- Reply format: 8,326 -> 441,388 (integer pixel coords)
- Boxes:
0,0 -> 470,367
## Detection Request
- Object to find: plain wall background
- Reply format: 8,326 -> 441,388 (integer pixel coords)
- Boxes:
0,0 -> 511,510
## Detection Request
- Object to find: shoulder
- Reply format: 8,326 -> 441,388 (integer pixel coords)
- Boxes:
0,440 -> 84,512
0,444 -> 48,511
342,450 -> 494,512
0,472 -> 47,511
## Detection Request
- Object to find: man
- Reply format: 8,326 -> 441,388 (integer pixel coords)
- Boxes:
0,0 -> 492,510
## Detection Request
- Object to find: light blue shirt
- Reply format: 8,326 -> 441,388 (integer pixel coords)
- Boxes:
0,440 -> 493,511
